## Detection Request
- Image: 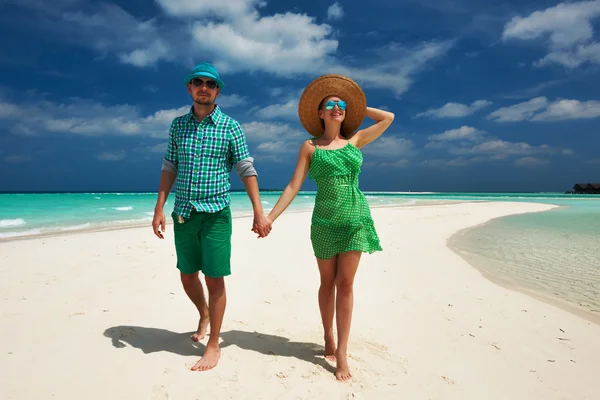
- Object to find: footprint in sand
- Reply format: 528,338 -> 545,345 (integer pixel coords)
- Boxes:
346,338 -> 409,385
151,384 -> 169,400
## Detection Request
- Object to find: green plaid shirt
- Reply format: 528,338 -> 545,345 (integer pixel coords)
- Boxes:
164,105 -> 251,218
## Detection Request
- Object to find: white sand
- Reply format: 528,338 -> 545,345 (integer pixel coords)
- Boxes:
1,201 -> 599,400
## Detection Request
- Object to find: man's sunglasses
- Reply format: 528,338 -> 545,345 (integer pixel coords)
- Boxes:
324,100 -> 347,111
190,78 -> 218,89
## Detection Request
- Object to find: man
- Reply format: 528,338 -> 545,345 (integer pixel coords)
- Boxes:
152,62 -> 271,372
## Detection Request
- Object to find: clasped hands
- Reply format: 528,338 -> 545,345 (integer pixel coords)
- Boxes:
251,214 -> 273,238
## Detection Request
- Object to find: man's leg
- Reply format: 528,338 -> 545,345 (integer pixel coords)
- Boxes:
171,211 -> 209,342
190,207 -> 232,372
191,276 -> 226,371
180,272 -> 210,342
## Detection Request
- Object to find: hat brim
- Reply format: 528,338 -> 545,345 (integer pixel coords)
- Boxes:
298,74 -> 366,137
185,72 -> 224,89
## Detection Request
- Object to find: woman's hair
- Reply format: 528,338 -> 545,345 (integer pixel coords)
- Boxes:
318,96 -> 347,137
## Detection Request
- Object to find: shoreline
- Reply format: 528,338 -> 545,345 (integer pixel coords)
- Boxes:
446,206 -> 600,326
0,199 -> 475,243
1,201 -> 599,399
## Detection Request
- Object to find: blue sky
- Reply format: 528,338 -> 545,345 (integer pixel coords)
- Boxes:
0,0 -> 599,193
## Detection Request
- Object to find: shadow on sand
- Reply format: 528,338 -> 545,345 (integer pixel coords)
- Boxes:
103,326 -> 335,373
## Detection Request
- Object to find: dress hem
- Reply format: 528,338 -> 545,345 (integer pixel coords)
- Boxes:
313,245 -> 383,261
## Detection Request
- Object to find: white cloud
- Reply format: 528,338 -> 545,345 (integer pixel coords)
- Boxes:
241,121 -> 307,142
327,3 -> 344,20
585,158 -> 600,164
334,40 -> 454,95
118,40 -> 170,67
217,94 -> 248,108
155,0 -> 264,17
256,141 -> 298,153
487,97 -> 549,122
536,42 -> 600,68
98,150 -> 126,161
424,124 -> 571,161
515,157 -> 549,167
361,136 -> 416,158
56,3 -> 177,68
255,100 -> 298,120
502,1 -> 600,68
420,157 -> 483,168
427,126 -> 483,141
0,98 -> 189,138
190,13 -> 338,76
531,99 -> 600,121
415,100 -> 492,118
10,0 -> 453,96
0,102 -> 22,118
363,159 -> 411,169
244,121 -> 308,163
133,143 -> 168,154
502,1 -> 600,47
449,139 -> 554,157
488,97 -> 600,122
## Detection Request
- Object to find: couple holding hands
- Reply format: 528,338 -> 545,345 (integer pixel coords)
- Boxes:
151,62 -> 394,381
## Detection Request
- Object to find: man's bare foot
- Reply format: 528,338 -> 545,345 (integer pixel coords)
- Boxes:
191,317 -> 209,342
191,344 -> 220,371
335,350 -> 352,381
324,335 -> 336,361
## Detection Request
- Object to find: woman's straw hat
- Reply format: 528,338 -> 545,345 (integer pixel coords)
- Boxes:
298,74 -> 366,137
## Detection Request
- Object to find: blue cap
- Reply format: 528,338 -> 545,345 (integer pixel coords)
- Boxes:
184,62 -> 224,89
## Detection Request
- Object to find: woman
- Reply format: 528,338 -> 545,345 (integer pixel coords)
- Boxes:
264,74 -> 394,381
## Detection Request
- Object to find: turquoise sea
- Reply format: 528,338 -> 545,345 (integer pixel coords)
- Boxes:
1,191 -> 599,321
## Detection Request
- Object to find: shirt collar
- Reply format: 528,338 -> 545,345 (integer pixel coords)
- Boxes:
187,105 -> 223,125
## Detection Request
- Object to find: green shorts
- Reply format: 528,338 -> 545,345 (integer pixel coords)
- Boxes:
171,207 -> 232,277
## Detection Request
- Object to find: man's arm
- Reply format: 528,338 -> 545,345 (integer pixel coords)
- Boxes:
152,169 -> 176,239
230,122 -> 271,238
155,168 -> 177,211
241,174 -> 263,217
152,123 -> 178,239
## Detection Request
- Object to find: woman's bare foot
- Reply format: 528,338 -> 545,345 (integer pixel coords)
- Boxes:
191,344 -> 221,371
324,334 -> 337,361
335,349 -> 352,381
191,316 -> 209,342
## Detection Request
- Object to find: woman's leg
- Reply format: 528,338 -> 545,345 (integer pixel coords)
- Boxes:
316,255 -> 337,360
334,250 -> 361,381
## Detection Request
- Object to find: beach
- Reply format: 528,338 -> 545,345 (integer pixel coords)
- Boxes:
1,201 -> 599,399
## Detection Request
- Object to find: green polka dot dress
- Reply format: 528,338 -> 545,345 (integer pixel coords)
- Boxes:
308,141 -> 383,260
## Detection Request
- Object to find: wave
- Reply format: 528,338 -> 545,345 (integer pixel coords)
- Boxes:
61,223 -> 92,231
0,229 -> 41,238
110,218 -> 153,225
0,216 -> 153,239
114,206 -> 133,211
0,218 -> 26,227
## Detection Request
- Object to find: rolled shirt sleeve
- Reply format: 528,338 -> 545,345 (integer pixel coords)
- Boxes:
230,121 -> 257,179
161,121 -> 178,174
234,157 -> 257,179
